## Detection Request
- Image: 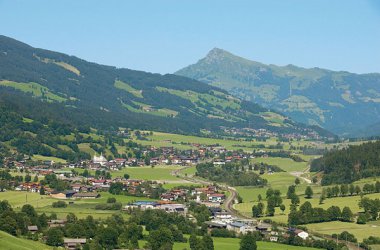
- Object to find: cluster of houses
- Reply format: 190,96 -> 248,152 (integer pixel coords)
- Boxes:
159,185 -> 226,204
26,220 -> 87,250
205,207 -> 309,241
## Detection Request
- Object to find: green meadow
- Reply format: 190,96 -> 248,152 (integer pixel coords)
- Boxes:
0,231 -> 52,250
139,236 -> 318,250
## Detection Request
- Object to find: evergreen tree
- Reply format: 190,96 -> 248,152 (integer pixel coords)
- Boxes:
341,207 -> 354,222
305,186 -> 313,199
46,228 -> 64,246
239,232 -> 257,250
201,235 -> 214,250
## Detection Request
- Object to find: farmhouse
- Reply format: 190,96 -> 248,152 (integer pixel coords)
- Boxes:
72,192 -> 100,199
208,193 -> 225,203
226,221 -> 255,235
50,190 -> 76,199
27,225 -> 38,234
64,238 -> 87,250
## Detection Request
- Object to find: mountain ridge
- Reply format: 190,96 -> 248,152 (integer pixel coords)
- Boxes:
175,48 -> 380,136
0,35 -> 330,138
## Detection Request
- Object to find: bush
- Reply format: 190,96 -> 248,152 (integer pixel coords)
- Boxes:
210,228 -> 236,238
107,197 -> 116,203
52,201 -> 67,208
357,213 -> 368,224
95,202 -> 122,210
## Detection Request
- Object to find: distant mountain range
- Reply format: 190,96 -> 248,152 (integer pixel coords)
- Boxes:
0,36 -> 328,137
176,48 -> 380,137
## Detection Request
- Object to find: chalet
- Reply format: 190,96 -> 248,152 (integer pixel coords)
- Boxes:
91,179 -> 106,186
48,219 -> 66,228
160,193 -> 177,201
269,236 -> 279,242
214,211 -> 232,221
126,158 -> 137,166
114,158 -> 126,166
171,157 -> 181,165
226,222 -> 255,234
150,157 -> 160,165
124,201 -> 158,210
180,156 -> 198,165
64,238 -> 87,250
50,190 -> 76,199
208,193 -> 225,203
205,221 -> 226,229
27,225 -> 38,234
209,207 -> 222,216
293,229 -> 309,240
71,184 -> 83,192
72,192 -> 100,199
213,159 -> 225,165
256,223 -> 272,233
158,203 -> 187,214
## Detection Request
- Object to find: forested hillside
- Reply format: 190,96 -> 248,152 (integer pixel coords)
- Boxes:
311,141 -> 380,185
176,48 -> 380,136
0,35 -> 328,137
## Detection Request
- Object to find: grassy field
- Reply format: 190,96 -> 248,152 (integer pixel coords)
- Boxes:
31,155 -> 67,164
112,165 -> 182,181
0,80 -> 66,102
306,221 -> 380,241
139,236 -> 318,250
0,231 -> 52,250
0,191 -> 156,220
252,157 -> 309,172
134,131 -> 284,151
0,191 -> 55,209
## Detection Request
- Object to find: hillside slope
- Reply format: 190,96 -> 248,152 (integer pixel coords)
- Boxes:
0,35 -> 327,137
0,230 -> 52,250
175,48 -> 380,136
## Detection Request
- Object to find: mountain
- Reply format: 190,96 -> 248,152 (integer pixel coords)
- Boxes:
175,48 -> 380,136
0,35 -> 327,138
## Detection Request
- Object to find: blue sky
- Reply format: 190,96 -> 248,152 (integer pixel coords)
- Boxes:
0,0 -> 379,74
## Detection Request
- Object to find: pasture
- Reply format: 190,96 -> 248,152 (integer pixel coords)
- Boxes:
307,221 -> 380,241
0,231 -> 52,250
139,236 -> 319,250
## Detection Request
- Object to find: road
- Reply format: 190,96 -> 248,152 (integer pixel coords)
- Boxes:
172,165 -> 248,219
172,165 -> 362,249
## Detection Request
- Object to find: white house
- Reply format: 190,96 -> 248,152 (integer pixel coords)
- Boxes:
297,231 -> 309,240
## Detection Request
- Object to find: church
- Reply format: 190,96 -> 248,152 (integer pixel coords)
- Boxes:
93,153 -> 107,166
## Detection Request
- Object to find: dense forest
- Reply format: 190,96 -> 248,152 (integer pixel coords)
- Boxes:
311,141 -> 380,185
0,35 -> 331,137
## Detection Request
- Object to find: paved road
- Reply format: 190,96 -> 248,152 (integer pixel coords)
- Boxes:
173,165 -> 248,219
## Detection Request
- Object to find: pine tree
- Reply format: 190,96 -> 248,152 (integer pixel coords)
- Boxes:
305,186 -> 313,199
239,232 -> 257,250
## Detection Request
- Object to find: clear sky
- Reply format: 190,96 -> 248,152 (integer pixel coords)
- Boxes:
0,0 -> 379,74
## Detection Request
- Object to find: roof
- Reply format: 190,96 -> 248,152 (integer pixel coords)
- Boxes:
205,221 -> 227,228
230,222 -> 245,228
73,192 -> 100,198
133,201 -> 158,206
64,238 -> 87,244
28,225 -> 38,231
209,193 -> 225,197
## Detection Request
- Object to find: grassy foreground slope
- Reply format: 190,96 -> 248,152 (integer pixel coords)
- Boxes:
0,231 -> 52,250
